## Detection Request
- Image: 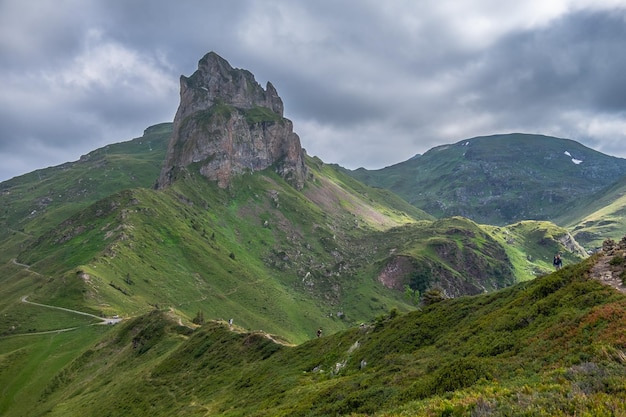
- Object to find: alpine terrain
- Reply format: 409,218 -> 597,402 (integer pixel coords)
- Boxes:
1,52 -> 625,416
348,134 -> 626,250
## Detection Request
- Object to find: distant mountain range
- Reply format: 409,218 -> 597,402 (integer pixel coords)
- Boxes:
347,133 -> 626,248
2,52 -> 626,416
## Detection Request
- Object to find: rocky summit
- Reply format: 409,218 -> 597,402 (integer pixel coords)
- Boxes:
157,52 -> 307,189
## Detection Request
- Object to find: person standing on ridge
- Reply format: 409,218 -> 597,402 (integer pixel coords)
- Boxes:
553,253 -> 563,270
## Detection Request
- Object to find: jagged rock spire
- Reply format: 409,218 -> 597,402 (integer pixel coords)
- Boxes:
157,52 -> 307,189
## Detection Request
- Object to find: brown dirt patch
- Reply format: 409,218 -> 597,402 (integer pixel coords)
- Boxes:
589,254 -> 626,293
378,255 -> 413,290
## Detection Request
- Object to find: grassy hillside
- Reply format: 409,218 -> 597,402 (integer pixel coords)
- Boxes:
8,159 -> 586,345
0,123 -> 172,262
5,252 -> 625,416
348,133 -> 626,231
1,129 -> 591,346
0,326 -> 109,416
558,175 -> 626,250
371,216 -> 516,297
485,220 -> 588,281
6,156 -> 435,344
1,126 -> 608,416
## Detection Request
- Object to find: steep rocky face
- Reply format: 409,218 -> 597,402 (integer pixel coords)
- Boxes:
157,52 -> 307,189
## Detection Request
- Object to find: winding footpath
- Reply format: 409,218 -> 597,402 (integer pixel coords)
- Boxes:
4,297 -> 121,338
589,254 -> 626,294
21,296 -> 122,325
5,258 -> 122,337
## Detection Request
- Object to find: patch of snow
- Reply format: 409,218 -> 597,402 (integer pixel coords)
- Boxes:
572,158 -> 583,165
564,151 -> 571,157
464,141 -> 470,146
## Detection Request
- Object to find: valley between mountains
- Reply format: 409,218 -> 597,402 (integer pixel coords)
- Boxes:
2,52 -> 626,416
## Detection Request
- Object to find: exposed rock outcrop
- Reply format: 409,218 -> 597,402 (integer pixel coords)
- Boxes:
589,236 -> 626,293
558,231 -> 588,258
157,52 -> 307,189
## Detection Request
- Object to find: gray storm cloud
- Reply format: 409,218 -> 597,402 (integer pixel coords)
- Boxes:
1,0 -> 625,181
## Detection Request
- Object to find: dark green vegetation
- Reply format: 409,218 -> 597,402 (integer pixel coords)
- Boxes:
2,127 -> 625,416
4,255 -> 626,416
242,105 -> 284,125
348,134 -> 626,245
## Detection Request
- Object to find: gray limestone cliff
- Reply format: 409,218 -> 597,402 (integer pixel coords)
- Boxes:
157,52 -> 307,189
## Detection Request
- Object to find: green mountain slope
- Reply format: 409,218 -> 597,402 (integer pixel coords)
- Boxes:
3,46 -> 622,416
1,127 -> 591,346
483,219 -> 586,281
0,125 -> 599,416
348,133 -> 626,230
0,123 -> 172,261
6,154 -> 436,343
6,252 -> 625,417
7,156 -> 586,343
558,175 -> 626,250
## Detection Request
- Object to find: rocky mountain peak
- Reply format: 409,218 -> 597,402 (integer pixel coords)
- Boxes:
157,52 -> 307,189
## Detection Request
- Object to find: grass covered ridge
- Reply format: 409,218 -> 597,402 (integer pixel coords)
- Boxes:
1,124 -> 613,417
12,254 -> 625,416
9,158 -> 435,344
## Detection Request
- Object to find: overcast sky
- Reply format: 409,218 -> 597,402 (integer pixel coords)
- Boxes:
1,0 -> 626,182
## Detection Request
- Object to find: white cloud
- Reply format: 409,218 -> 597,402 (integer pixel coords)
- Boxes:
557,111 -> 626,157
49,30 -> 175,94
296,118 -> 418,170
0,26 -> 178,180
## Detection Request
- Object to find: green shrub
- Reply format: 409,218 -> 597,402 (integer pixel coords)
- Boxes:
431,357 -> 492,394
406,357 -> 492,400
531,273 -> 566,299
242,105 -> 282,125
422,288 -> 447,305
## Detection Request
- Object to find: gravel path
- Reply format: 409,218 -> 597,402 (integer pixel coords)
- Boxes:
588,254 -> 626,294
21,296 -> 122,324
